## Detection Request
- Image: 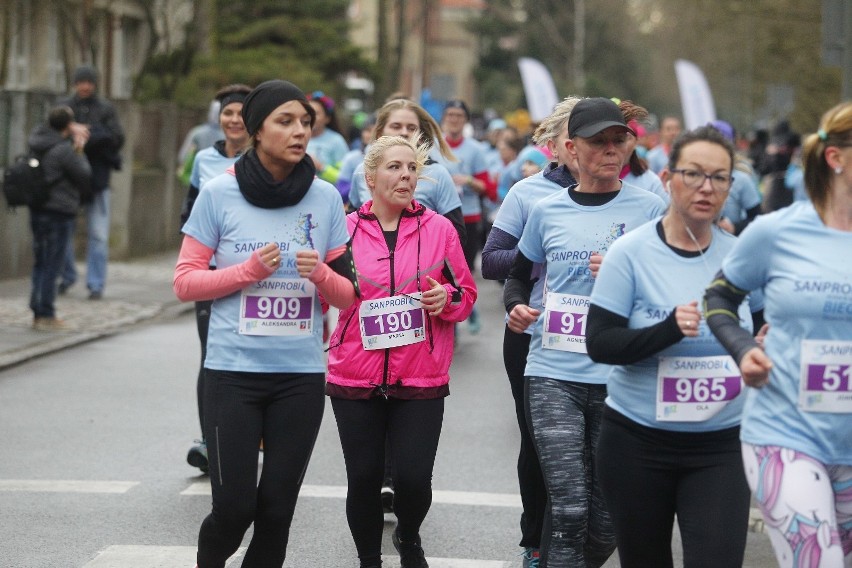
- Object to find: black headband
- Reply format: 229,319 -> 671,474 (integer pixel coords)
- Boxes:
219,92 -> 248,111
241,80 -> 315,136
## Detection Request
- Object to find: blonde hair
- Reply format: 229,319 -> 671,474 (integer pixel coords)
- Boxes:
802,101 -> 852,216
374,98 -> 456,162
532,96 -> 583,146
363,135 -> 430,183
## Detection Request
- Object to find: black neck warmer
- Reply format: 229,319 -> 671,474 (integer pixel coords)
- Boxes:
234,150 -> 317,209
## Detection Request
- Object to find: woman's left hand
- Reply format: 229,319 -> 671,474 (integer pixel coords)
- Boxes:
296,250 -> 319,278
421,276 -> 448,316
589,252 -> 603,278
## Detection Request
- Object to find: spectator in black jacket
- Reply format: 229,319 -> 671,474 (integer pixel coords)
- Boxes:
57,65 -> 124,300
27,106 -> 92,330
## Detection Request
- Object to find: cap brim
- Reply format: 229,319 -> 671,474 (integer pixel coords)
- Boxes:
572,122 -> 634,138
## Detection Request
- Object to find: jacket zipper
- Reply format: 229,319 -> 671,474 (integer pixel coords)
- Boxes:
380,226 -> 396,399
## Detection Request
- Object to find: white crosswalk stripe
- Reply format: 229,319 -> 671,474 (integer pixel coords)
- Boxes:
0,479 -> 138,493
181,482 -> 523,508
81,545 -> 512,567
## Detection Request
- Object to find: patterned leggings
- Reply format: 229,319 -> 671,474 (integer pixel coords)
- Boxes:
525,377 -> 615,568
742,443 -> 852,568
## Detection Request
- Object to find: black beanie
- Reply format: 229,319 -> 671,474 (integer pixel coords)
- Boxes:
72,65 -> 98,85
241,80 -> 315,136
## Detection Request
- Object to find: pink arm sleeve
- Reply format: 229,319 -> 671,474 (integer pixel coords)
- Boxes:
307,244 -> 357,310
173,235 -> 274,302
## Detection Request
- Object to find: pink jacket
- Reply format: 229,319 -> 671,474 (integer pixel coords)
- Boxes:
326,201 -> 476,397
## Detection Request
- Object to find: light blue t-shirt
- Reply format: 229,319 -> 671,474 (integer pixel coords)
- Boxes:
646,144 -> 669,174
591,221 -> 762,432
721,201 -> 852,465
623,170 -> 669,204
190,145 -> 239,190
518,187 -> 667,383
720,166 -> 762,223
493,171 -> 561,331
349,160 -> 461,214
182,170 -> 349,374
307,128 -> 349,169
430,138 -> 489,217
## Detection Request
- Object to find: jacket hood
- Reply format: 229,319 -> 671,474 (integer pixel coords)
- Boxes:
27,125 -> 67,155
355,199 -> 429,222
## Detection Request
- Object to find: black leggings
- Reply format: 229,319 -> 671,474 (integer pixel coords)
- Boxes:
331,397 -> 444,565
462,220 -> 481,272
197,369 -> 325,568
503,327 -> 546,548
194,299 -> 212,434
596,406 -> 750,568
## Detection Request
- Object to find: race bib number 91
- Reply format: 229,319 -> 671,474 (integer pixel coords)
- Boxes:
542,292 -> 589,353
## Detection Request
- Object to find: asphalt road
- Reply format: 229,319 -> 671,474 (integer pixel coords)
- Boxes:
0,278 -> 777,567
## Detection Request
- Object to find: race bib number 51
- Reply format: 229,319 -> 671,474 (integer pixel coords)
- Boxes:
799,339 -> 852,413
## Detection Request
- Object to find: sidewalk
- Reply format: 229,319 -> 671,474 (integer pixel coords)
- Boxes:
0,251 -> 192,370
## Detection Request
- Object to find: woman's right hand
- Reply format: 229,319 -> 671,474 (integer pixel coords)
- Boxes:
675,301 -> 701,337
739,347 -> 773,388
257,242 -> 282,270
508,304 -> 540,334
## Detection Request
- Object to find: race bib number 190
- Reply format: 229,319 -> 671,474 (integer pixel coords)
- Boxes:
359,294 -> 425,350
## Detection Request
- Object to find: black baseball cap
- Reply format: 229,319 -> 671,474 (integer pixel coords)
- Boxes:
444,99 -> 470,119
568,97 -> 634,138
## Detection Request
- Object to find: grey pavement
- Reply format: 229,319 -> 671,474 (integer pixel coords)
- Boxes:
0,250 -> 192,371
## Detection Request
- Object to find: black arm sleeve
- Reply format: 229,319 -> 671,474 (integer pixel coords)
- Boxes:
180,183 -> 200,229
503,251 -> 535,314
327,241 -> 361,298
733,204 -> 761,235
442,206 -> 466,248
481,227 -> 520,280
704,269 -> 758,364
586,303 -> 685,365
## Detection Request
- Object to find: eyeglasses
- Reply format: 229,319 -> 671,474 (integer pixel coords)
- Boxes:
670,169 -> 733,193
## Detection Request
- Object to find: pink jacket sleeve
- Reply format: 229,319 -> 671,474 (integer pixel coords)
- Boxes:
173,235 -> 275,302
436,225 -> 477,323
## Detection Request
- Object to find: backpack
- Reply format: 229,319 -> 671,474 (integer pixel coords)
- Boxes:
2,152 -> 56,210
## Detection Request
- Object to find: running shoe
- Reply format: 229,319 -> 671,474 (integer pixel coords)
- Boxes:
467,306 -> 481,335
392,528 -> 428,568
381,484 -> 395,513
186,439 -> 208,474
521,547 -> 540,568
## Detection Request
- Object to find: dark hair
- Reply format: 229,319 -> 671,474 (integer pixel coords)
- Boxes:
308,91 -> 342,134
48,106 -> 74,131
668,125 -> 736,172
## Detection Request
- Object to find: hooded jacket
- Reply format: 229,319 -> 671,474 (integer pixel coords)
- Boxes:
27,124 -> 92,216
326,200 -> 476,399
57,92 -> 124,192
